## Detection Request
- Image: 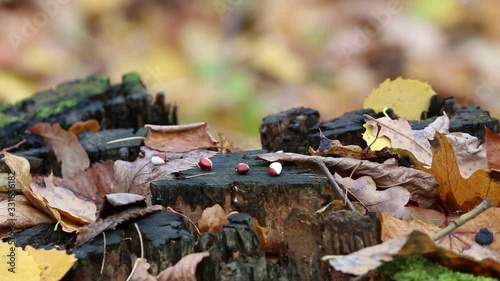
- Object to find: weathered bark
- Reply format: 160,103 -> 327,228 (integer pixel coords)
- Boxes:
0,72 -> 177,175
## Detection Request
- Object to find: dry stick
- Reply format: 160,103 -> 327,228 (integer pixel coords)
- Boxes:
100,232 -> 107,275
315,160 -> 358,213
432,198 -> 493,241
126,223 -> 145,281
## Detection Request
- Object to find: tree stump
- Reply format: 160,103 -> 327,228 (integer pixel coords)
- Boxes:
260,102 -> 500,154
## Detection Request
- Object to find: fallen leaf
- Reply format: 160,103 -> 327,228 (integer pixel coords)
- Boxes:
334,174 -> 444,223
0,195 -> 54,239
380,212 -> 472,252
144,122 -> 218,153
4,153 -> 60,224
129,256 -> 157,281
156,251 -> 210,281
0,241 -> 76,281
363,77 -> 437,120
485,127 -> 500,172
74,205 -> 164,247
114,147 -> 217,204
257,153 -> 438,208
25,246 -> 77,281
420,132 -> 500,211
29,123 -> 90,178
324,230 -> 500,278
446,132 -> 488,178
50,161 -> 121,208
68,119 -> 101,135
99,193 -> 147,219
198,204 -> 229,233
29,174 -> 97,232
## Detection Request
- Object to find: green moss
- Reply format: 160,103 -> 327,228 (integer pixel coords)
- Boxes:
122,72 -> 146,94
37,98 -> 78,118
0,114 -> 19,127
378,256 -> 496,281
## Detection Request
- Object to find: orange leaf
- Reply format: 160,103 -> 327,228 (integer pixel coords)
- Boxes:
198,204 -> 229,233
145,122 -> 218,153
68,119 -> 101,135
420,132 -> 500,212
30,123 -> 90,178
485,127 -> 500,172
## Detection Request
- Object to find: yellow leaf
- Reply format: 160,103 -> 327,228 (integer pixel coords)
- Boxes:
26,246 -> 77,281
362,123 -> 392,151
363,77 -> 436,120
0,242 -> 42,281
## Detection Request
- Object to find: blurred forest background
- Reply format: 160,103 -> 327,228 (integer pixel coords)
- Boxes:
1,0 -> 499,148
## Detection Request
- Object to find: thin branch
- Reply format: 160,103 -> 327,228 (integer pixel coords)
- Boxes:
100,232 -> 106,275
432,198 -> 493,241
315,160 -> 357,212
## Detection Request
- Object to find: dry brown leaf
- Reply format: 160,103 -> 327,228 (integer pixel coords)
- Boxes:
99,193 -> 146,219
50,161 -> 121,207
74,205 -> 164,247
68,119 -> 101,135
334,174 -> 444,224
380,211 -> 473,252
420,132 -> 500,211
454,207 -> 500,251
257,153 -> 438,208
29,122 -> 90,178
4,153 -> 60,224
28,174 -> 97,232
114,147 -> 217,204
156,251 -> 210,281
485,127 -> 500,172
145,122 -> 218,153
198,204 -> 229,233
129,256 -> 157,281
0,195 -> 55,239
326,230 -> 500,278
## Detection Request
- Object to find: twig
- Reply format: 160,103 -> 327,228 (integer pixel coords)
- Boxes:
432,198 -> 493,241
0,139 -> 27,155
126,223 -> 144,281
107,136 -> 145,144
100,232 -> 106,275
315,160 -> 357,212
166,207 -> 202,236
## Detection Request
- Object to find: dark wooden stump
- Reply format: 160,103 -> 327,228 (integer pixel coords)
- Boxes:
260,102 -> 500,154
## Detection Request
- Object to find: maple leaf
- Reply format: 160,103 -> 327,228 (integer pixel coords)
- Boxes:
144,122 -> 218,153
420,132 -> 500,211
485,127 -> 500,172
29,122 -> 90,178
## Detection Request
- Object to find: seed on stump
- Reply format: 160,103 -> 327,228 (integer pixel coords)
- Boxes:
151,153 -> 167,165
198,157 -> 213,170
268,162 -> 282,176
235,163 -> 250,175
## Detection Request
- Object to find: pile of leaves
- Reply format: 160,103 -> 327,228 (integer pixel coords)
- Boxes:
256,78 -> 500,279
